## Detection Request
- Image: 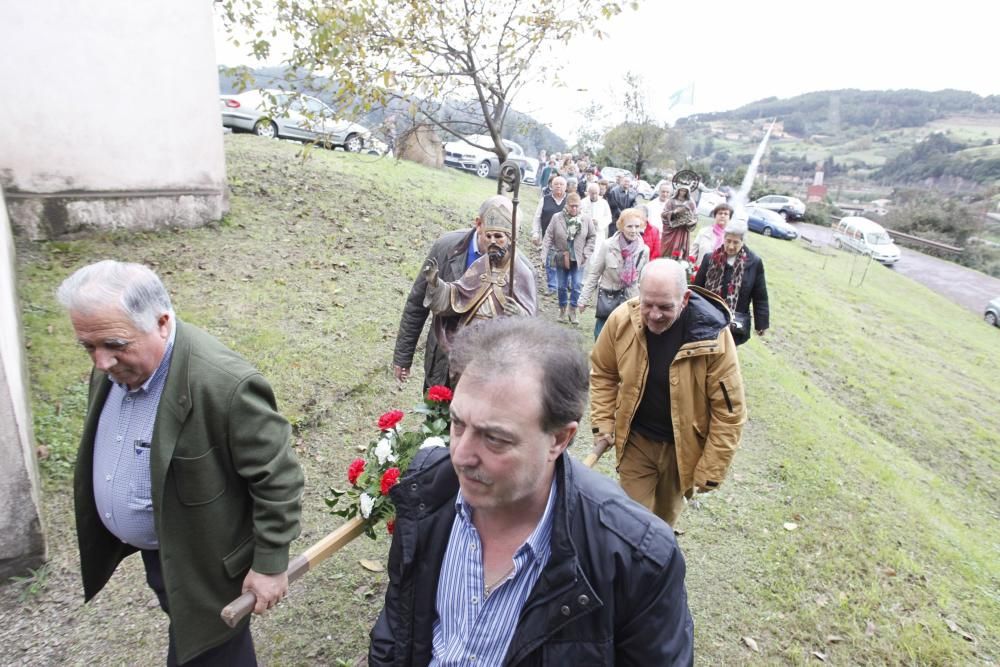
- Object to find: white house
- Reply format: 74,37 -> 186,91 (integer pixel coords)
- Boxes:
0,1 -> 227,239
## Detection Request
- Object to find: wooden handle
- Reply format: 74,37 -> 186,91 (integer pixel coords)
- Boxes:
220,516 -> 369,627
583,437 -> 611,468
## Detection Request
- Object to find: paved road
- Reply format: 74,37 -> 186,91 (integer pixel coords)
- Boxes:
797,222 -> 1000,316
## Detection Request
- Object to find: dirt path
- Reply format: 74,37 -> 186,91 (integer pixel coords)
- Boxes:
797,222 -> 1000,316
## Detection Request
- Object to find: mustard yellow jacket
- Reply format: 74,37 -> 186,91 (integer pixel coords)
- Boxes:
589,287 -> 746,491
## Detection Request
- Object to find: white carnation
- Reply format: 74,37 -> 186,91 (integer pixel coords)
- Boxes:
359,492 -> 375,519
420,436 -> 447,449
374,437 -> 397,465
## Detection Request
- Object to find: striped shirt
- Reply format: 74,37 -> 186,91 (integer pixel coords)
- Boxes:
430,477 -> 557,666
92,326 -> 175,550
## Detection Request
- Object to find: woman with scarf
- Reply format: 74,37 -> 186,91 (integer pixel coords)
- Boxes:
542,192 -> 596,325
693,220 -> 769,346
691,203 -> 733,266
578,208 -> 650,339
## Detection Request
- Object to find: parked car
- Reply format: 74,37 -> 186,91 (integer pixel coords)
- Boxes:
523,157 -> 539,186
985,296 -> 1000,327
220,89 -> 371,152
364,137 -> 390,156
832,216 -> 901,265
750,194 -> 806,220
745,206 -> 798,240
696,190 -> 727,217
598,166 -> 631,185
443,134 -> 528,179
635,179 -> 654,199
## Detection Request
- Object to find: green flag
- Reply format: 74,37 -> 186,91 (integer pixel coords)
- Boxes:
668,82 -> 695,109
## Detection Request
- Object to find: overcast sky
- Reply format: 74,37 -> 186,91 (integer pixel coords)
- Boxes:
214,0 -> 1000,141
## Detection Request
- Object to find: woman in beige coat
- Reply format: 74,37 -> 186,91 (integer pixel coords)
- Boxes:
541,192 -> 597,324
578,208 -> 650,339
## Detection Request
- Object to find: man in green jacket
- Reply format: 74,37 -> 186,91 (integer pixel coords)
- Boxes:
59,260 -> 304,665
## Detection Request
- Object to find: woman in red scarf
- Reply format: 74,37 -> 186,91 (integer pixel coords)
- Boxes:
693,220 -> 769,346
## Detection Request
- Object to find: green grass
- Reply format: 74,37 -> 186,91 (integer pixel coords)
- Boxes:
7,135 -> 997,665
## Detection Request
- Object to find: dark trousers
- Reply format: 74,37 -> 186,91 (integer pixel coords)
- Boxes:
141,550 -> 257,666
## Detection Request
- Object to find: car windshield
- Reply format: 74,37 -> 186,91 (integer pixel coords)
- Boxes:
866,232 -> 891,244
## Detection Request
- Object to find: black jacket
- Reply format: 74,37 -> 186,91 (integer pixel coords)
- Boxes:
606,185 -> 637,225
694,246 -> 769,332
369,448 -> 694,666
392,229 -> 474,389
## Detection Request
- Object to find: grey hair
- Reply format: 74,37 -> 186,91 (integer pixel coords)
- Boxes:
724,221 -> 748,238
57,260 -> 174,332
448,317 -> 588,434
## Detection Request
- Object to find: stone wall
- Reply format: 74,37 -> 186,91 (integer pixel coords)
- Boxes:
0,188 -> 47,581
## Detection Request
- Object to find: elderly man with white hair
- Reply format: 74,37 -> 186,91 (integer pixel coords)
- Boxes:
581,181 -> 612,250
59,260 -> 304,665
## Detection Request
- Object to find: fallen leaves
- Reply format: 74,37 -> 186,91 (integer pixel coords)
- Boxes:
783,522 -> 798,531
812,651 -> 827,661
359,559 -> 384,572
741,636 -> 759,653
943,618 -> 975,642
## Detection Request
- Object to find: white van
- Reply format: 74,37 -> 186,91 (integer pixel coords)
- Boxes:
832,216 -> 901,265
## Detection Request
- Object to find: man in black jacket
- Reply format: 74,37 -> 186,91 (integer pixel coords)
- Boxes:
606,174 -> 638,238
370,317 -> 693,666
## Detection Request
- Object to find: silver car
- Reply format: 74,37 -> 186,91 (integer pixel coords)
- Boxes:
986,297 -> 1000,327
750,194 -> 806,221
220,89 -> 370,152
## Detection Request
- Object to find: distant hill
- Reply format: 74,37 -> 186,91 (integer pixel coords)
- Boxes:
688,89 -> 1000,137
673,89 -> 1000,190
218,65 -> 567,157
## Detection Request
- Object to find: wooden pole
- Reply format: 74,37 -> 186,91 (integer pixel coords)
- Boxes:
220,515 -> 367,627
221,435 -> 610,627
496,160 -> 521,291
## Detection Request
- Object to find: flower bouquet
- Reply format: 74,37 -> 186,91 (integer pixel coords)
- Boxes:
673,250 -> 698,284
326,385 -> 453,538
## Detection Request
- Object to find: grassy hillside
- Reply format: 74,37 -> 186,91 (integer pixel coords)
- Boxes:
5,135 -> 997,665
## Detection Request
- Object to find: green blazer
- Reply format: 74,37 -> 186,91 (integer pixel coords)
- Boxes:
74,320 -> 304,663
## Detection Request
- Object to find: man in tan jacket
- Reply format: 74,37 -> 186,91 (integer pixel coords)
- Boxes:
590,259 -> 746,525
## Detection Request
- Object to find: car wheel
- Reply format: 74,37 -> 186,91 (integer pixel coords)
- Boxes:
476,161 -> 492,178
986,311 -> 998,327
763,227 -> 773,237
344,134 -> 363,152
254,120 -> 278,139
834,238 -> 843,249
779,210 -> 790,221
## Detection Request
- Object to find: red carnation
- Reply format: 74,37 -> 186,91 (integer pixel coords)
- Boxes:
386,518 -> 396,535
688,255 -> 697,264
378,410 -> 405,430
427,385 -> 453,403
347,458 -> 366,485
671,250 -> 681,258
380,467 -> 401,495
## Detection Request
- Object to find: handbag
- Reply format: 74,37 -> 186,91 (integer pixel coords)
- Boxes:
561,250 -> 572,270
730,311 -> 751,346
596,287 -> 627,319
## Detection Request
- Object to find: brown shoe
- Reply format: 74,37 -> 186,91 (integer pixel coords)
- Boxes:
557,307 -> 567,323
568,307 -> 579,325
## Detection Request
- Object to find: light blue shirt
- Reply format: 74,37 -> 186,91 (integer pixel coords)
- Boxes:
430,476 -> 557,666
92,325 -> 175,550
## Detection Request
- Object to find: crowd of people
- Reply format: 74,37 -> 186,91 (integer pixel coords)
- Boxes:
533,152 -> 770,344
56,149 -> 775,664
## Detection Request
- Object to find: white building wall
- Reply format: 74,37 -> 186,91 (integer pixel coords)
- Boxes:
0,1 -> 227,237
